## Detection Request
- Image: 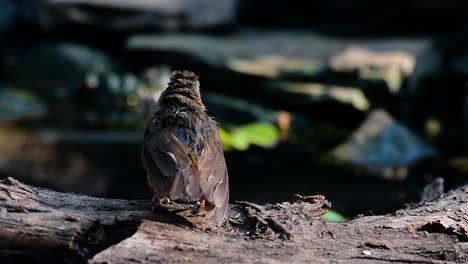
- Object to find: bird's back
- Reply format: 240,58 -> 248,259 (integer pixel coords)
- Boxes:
142,70 -> 229,225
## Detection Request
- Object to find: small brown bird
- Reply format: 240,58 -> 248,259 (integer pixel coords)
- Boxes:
142,70 -> 229,226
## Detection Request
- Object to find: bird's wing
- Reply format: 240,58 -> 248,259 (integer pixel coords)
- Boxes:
198,129 -> 229,225
141,145 -> 170,191
143,124 -> 202,201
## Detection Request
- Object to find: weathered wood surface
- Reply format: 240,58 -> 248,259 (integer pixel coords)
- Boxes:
0,177 -> 467,263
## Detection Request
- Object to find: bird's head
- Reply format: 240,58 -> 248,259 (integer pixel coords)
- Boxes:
158,70 -> 205,110
168,70 -> 201,98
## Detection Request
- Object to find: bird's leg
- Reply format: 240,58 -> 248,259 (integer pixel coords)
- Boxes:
196,198 -> 206,216
151,194 -> 161,212
148,176 -> 172,212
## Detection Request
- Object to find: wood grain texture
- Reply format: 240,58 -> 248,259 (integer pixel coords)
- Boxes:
0,177 -> 467,263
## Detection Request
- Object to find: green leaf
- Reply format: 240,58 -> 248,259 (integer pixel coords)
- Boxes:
229,130 -> 250,151
218,127 -> 232,151
236,123 -> 278,148
322,210 -> 347,223
218,122 -> 279,152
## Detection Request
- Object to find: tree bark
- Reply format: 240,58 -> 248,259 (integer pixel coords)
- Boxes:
0,177 -> 467,263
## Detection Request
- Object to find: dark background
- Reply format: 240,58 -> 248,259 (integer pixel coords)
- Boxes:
0,0 -> 467,218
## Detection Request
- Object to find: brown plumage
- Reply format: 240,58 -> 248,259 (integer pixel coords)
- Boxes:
142,70 -> 229,226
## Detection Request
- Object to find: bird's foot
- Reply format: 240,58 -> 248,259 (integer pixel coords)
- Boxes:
151,195 -> 171,212
161,197 -> 171,204
195,199 -> 206,216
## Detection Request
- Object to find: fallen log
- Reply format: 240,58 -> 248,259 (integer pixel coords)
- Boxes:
0,177 -> 467,263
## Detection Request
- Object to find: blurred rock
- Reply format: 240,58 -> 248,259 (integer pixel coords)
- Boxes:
127,31 -> 336,80
0,0 -> 16,35
2,43 -> 167,129
2,42 -> 119,126
329,109 -> 436,180
228,55 -> 325,80
0,87 -> 47,121
452,51 -> 468,75
330,46 -> 415,93
330,46 -> 415,75
406,42 -> 440,94
3,43 -> 119,101
35,0 -> 236,32
132,67 -> 278,125
128,31 -> 435,94
331,40 -> 438,95
266,81 -> 369,111
204,93 -> 277,125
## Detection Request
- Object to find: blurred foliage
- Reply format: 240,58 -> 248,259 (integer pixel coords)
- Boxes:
322,210 -> 347,223
219,123 -> 279,151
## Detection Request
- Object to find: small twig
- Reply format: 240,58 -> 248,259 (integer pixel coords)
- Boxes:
235,201 -> 263,213
265,218 -> 294,241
